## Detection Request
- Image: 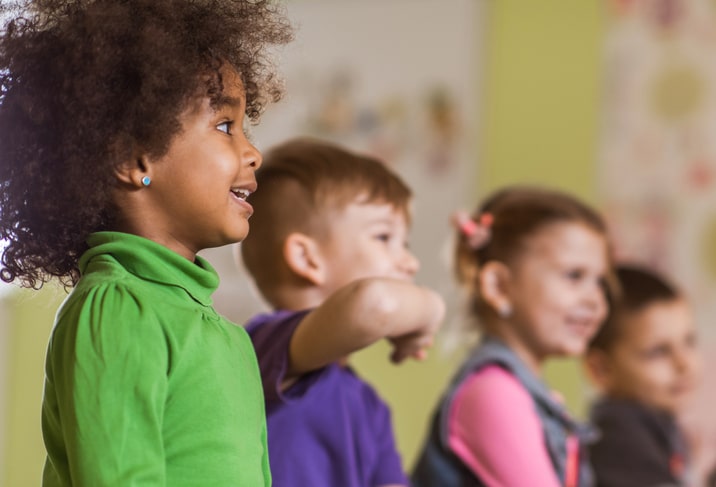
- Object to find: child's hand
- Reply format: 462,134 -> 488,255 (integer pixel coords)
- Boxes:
386,288 -> 445,364
388,333 -> 435,364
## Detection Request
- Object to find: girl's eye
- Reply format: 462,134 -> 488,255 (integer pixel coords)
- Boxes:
217,121 -> 234,135
643,345 -> 669,360
375,233 -> 391,243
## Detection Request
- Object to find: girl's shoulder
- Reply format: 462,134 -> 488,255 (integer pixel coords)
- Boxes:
53,261 -> 181,343
458,365 -> 527,402
56,273 -> 159,331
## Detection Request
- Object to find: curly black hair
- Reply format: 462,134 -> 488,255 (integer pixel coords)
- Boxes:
0,0 -> 292,288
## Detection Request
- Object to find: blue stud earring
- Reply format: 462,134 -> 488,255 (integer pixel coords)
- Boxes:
141,176 -> 151,187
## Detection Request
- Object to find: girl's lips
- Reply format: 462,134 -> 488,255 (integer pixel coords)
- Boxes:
566,318 -> 597,337
230,187 -> 251,200
230,179 -> 258,201
230,191 -> 254,216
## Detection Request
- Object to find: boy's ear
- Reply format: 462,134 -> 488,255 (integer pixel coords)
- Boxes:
584,348 -> 612,390
114,151 -> 153,188
283,232 -> 326,286
478,260 -> 513,318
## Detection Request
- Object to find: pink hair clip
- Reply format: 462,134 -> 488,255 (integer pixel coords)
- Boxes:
453,210 -> 493,249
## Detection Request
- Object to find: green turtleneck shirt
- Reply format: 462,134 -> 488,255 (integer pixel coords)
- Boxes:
41,232 -> 271,486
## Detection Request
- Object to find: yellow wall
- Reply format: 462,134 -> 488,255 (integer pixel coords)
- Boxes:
1,0 -> 606,480
356,0 -> 606,469
480,1 -> 604,200
477,0 -> 605,420
2,287 -> 64,486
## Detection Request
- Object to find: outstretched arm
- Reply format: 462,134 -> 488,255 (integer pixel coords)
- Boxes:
287,277 -> 445,380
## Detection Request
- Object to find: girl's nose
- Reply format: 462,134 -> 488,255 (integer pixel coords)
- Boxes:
241,137 -> 262,170
586,284 -> 608,319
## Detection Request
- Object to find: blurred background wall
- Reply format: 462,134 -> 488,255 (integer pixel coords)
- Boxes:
4,0 -> 715,484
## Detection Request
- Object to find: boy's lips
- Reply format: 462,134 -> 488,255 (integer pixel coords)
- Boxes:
670,380 -> 696,396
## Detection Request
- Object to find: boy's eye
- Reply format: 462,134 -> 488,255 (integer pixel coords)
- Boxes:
217,121 -> 234,135
375,233 -> 391,243
566,269 -> 584,281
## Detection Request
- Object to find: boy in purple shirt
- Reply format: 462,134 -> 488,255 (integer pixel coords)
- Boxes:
240,137 -> 445,487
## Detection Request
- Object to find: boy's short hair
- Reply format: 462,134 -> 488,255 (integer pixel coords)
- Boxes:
589,264 -> 680,352
241,137 -> 411,299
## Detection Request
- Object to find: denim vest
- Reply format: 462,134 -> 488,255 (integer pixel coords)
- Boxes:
412,337 -> 594,487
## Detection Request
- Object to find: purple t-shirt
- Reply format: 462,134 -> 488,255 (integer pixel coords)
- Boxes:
246,309 -> 408,487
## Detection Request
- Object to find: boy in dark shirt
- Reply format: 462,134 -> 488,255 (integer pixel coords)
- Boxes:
585,265 -> 701,487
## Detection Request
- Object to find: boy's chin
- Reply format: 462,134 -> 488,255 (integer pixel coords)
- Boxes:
646,397 -> 690,416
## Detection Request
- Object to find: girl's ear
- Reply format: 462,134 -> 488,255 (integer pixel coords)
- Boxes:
584,348 -> 612,390
114,151 -> 153,188
478,260 -> 513,318
283,233 -> 326,286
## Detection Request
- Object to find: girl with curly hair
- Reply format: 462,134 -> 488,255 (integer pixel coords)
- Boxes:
0,0 -> 292,485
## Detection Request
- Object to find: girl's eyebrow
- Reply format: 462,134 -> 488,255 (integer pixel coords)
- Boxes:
215,95 -> 245,109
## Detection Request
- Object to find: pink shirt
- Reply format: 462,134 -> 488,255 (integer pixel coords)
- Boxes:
447,365 -> 563,487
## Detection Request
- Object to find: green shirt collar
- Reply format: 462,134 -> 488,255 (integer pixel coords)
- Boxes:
80,231 -> 219,306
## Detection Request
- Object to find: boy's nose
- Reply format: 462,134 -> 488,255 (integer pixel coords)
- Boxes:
400,249 -> 420,277
673,349 -> 695,374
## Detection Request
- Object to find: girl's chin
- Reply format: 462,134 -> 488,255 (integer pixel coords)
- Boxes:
559,341 -> 588,357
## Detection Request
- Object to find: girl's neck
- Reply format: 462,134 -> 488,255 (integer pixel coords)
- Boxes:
486,324 -> 544,376
110,207 -> 198,261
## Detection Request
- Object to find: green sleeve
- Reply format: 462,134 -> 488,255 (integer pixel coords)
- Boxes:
49,283 -> 169,486
261,417 -> 272,485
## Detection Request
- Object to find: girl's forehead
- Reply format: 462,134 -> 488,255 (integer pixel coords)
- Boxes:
217,67 -> 246,97
520,221 -> 606,256
504,222 -> 609,278
187,66 -> 246,110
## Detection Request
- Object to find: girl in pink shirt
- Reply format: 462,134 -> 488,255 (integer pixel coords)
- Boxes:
412,186 -> 614,487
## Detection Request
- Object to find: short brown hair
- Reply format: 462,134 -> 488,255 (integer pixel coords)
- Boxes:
455,186 -> 613,320
589,264 -> 680,352
241,137 -> 412,301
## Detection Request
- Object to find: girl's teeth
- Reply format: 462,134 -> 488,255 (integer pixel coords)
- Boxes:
232,189 -> 250,199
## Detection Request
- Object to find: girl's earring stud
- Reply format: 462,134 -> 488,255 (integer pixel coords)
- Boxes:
498,303 -> 512,318
141,176 -> 151,187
